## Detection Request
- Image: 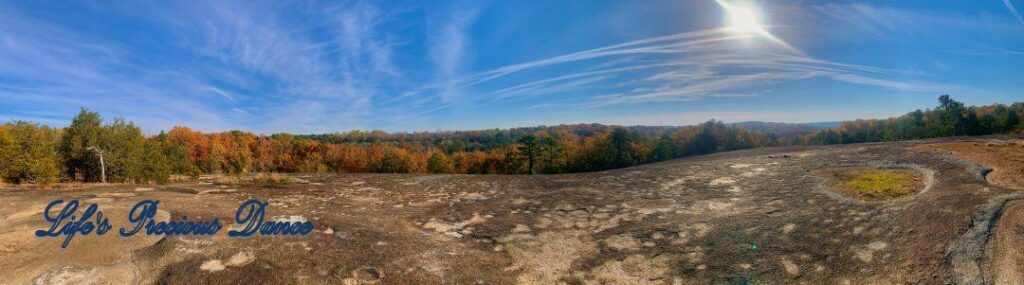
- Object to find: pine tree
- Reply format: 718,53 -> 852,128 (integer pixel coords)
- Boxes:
59,108 -> 105,182
609,127 -> 633,167
517,135 -> 539,174
1,122 -> 61,184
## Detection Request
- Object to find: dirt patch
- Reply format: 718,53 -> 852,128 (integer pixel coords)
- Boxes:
913,140 -> 1024,190
987,199 -> 1024,284
816,167 -> 924,201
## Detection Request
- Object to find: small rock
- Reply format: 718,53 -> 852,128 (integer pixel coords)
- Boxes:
200,259 -> 225,272
352,267 -> 383,281
225,251 -> 255,267
512,224 -> 531,233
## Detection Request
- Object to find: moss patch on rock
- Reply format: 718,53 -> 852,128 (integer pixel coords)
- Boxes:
818,168 -> 923,201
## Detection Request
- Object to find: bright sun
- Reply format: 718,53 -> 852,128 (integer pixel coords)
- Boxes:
726,4 -> 762,33
713,0 -> 798,53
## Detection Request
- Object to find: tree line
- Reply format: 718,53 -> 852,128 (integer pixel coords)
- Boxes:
0,96 -> 1020,184
799,95 -> 1022,144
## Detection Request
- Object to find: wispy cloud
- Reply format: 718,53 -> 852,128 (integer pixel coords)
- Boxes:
600,109 -> 908,126
0,0 -> 416,133
0,1 -> 1013,132
428,6 -> 479,103
208,87 -> 236,102
830,74 -> 976,94
407,20 -> 977,112
1004,0 -> 1024,25
159,1 -> 404,133
0,3 -> 236,131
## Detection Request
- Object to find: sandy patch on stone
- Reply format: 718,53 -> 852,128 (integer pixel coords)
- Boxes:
623,199 -> 676,215
782,223 -> 797,234
575,254 -> 672,285
709,177 -> 735,186
272,215 -> 308,223
200,259 -> 226,272
201,251 -> 256,273
741,167 -> 767,177
342,267 -> 384,284
673,223 -> 712,245
661,177 -> 688,189
94,192 -> 136,198
226,251 -> 255,267
675,200 -> 738,216
780,257 -> 800,276
5,207 -> 44,222
501,230 -> 598,285
512,224 -> 532,233
534,209 -> 640,233
422,213 -> 489,238
197,188 -> 238,195
32,264 -> 135,285
458,192 -> 486,200
603,234 -> 642,251
854,241 -> 888,262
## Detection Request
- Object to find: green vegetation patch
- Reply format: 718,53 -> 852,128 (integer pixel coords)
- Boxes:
819,168 -> 923,201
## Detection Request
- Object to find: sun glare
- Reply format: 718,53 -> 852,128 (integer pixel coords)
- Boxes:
726,4 -> 762,33
715,0 -> 799,53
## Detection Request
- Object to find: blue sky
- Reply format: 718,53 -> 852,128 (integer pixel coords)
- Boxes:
1,1 -> 1022,133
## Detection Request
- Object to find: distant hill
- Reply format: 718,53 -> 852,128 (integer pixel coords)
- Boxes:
730,121 -> 839,136
801,121 -> 842,129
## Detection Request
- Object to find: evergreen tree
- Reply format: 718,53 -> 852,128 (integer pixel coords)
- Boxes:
59,108 -> 104,182
938,95 -> 966,136
540,136 -> 562,173
651,135 -> 675,161
689,121 -> 719,155
517,135 -> 539,174
101,118 -> 145,182
999,106 -> 1020,132
0,122 -> 61,184
609,127 -> 633,167
140,139 -> 171,184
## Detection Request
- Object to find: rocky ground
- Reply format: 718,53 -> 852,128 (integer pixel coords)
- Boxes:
1,136 -> 1023,285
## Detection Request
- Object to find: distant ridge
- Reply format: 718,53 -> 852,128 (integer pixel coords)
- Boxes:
730,121 -> 840,136
801,121 -> 842,129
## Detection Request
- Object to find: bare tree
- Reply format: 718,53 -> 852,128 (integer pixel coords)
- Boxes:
86,147 -> 106,183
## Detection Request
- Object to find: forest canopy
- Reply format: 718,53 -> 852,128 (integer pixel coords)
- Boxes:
0,96 -> 1021,185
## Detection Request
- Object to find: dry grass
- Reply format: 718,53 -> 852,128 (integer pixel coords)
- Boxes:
168,174 -> 196,183
213,173 -> 292,186
818,168 -> 923,201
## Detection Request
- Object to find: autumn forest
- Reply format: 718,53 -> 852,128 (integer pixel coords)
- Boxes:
0,96 -> 1021,184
